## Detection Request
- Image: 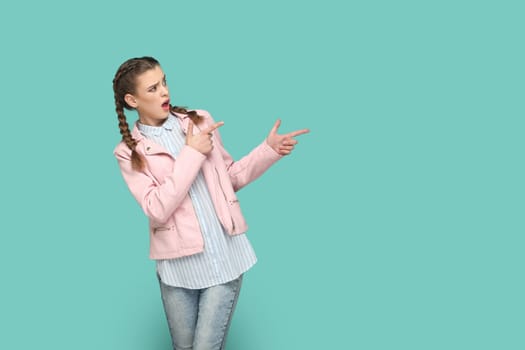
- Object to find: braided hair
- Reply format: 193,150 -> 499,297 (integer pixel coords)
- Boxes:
112,56 -> 202,171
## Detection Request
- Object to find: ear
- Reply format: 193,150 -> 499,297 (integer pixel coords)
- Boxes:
124,93 -> 138,109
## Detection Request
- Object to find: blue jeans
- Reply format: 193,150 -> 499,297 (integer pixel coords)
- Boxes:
158,275 -> 243,350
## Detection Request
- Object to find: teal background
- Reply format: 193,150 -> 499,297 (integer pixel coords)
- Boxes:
0,0 -> 523,349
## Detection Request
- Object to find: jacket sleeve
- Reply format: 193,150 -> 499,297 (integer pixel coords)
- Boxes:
200,110 -> 282,191
114,143 -> 206,225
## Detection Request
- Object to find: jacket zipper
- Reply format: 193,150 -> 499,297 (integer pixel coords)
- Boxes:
214,167 -> 235,232
153,226 -> 171,233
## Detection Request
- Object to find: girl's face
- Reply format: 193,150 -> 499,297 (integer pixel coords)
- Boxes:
125,65 -> 170,126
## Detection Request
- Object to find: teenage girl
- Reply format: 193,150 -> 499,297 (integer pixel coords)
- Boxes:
112,56 -> 309,350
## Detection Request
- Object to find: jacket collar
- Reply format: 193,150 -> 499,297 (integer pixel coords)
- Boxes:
172,111 -> 192,134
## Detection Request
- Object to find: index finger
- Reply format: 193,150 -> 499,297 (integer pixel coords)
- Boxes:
202,121 -> 225,134
287,128 -> 310,138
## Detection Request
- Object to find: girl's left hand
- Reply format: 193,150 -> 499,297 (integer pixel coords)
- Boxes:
266,119 -> 310,156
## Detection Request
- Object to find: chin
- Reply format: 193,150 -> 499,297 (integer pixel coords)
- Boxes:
153,110 -> 167,118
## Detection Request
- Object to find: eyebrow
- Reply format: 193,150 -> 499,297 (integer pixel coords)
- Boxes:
147,75 -> 166,90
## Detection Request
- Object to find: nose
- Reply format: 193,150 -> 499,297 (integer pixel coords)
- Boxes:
161,84 -> 169,96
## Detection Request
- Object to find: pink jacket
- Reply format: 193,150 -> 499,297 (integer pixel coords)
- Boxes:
114,110 -> 281,260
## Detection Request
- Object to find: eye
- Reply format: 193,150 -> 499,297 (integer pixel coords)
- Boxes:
148,86 -> 157,92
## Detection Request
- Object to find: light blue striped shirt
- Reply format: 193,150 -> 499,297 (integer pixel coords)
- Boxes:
138,114 -> 257,289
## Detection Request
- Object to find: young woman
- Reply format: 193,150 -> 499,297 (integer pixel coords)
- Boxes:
112,56 -> 309,350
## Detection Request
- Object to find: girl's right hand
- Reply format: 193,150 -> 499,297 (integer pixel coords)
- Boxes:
186,120 -> 224,155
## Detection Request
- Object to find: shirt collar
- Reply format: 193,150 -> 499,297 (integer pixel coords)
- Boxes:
137,114 -> 177,137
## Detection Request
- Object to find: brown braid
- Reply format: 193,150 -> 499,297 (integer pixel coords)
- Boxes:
113,56 -> 203,171
170,105 -> 203,124
115,98 -> 143,171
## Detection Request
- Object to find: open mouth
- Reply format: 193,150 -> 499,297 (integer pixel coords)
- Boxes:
161,99 -> 170,110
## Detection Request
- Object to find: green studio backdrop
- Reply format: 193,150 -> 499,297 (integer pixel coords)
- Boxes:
0,0 -> 523,349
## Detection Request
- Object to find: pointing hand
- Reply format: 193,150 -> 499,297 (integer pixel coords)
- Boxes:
266,119 -> 309,156
186,120 -> 224,155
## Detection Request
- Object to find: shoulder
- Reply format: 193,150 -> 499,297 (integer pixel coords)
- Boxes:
113,141 -> 131,159
195,109 -> 210,115
113,121 -> 143,158
193,109 -> 216,124
192,109 -> 213,119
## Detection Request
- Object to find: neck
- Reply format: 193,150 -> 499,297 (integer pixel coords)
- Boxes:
138,113 -> 169,127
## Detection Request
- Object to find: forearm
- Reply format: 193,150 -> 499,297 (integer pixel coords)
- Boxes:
117,145 -> 206,224
222,140 -> 282,191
